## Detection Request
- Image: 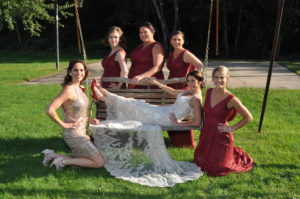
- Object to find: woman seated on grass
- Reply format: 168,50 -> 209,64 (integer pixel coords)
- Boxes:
194,65 -> 254,176
42,60 -> 105,170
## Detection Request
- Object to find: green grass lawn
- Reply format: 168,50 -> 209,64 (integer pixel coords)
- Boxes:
0,55 -> 299,198
279,62 -> 300,75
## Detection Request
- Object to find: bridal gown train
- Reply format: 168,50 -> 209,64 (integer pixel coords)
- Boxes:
90,93 -> 203,187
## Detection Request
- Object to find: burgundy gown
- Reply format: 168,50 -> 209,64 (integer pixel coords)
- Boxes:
128,42 -> 164,89
167,49 -> 197,148
101,48 -> 126,88
194,88 -> 254,176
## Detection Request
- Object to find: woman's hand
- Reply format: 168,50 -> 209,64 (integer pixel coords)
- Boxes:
63,121 -> 80,130
169,113 -> 179,125
217,123 -> 232,133
131,75 -> 144,85
144,77 -> 157,85
108,83 -> 120,89
91,118 -> 100,125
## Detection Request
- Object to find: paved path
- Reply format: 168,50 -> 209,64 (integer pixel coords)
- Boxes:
25,61 -> 300,89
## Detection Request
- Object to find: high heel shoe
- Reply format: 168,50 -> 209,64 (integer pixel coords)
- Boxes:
50,157 -> 65,171
91,78 -> 102,100
41,149 -> 55,166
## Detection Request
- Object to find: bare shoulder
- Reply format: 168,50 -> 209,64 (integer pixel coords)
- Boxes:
61,85 -> 76,99
153,43 -> 164,53
228,95 -> 243,108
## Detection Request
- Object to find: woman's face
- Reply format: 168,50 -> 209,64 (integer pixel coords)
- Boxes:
70,62 -> 86,83
212,71 -> 228,88
187,75 -> 200,91
170,34 -> 184,49
139,26 -> 154,43
108,31 -> 121,48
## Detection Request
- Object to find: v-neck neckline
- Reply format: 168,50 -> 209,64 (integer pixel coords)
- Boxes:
172,50 -> 185,61
209,89 -> 230,109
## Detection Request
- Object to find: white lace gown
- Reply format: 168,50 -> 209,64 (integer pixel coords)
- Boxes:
90,93 -> 203,187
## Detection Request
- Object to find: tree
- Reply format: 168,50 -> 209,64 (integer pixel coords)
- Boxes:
0,0 -> 72,45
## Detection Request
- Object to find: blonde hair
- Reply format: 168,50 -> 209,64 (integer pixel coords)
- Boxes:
212,65 -> 229,78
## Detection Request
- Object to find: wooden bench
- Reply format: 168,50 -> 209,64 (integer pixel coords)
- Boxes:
94,77 -> 201,131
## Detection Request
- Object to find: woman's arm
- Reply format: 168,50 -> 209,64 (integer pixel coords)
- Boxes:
183,51 -> 203,70
149,79 -> 183,96
131,44 -> 164,84
170,96 -> 202,127
114,50 -> 128,88
45,86 -> 79,129
217,96 -> 253,133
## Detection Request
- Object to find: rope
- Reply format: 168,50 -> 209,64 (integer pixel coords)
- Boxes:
74,0 -> 88,96
216,0 -> 219,56
204,0 -> 214,69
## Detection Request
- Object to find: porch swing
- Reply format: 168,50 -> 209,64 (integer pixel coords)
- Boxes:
73,0 -> 216,131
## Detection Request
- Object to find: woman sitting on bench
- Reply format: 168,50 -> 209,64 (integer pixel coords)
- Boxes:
91,70 -> 204,127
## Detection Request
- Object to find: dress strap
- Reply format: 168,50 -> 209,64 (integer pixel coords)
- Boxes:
72,86 -> 79,102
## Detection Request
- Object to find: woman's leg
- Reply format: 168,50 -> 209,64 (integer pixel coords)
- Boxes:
63,153 -> 105,168
51,153 -> 105,169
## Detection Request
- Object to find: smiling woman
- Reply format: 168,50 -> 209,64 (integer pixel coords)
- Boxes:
194,65 -> 254,176
42,60 -> 105,170
101,26 -> 128,89
128,22 -> 165,88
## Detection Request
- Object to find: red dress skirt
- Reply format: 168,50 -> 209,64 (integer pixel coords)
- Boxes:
194,88 -> 254,176
166,49 -> 197,148
128,42 -> 164,89
101,48 -> 126,88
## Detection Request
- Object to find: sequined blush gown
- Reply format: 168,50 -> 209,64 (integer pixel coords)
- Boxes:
62,85 -> 99,157
90,92 -> 203,187
194,88 -> 254,176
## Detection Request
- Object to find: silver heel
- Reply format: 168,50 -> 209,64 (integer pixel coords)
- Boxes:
41,149 -> 55,166
50,157 -> 65,171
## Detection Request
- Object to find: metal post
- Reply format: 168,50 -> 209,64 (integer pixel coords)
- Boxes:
258,0 -> 285,132
55,0 -> 60,70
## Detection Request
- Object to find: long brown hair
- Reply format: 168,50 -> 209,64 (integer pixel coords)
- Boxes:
187,70 -> 205,89
62,60 -> 88,87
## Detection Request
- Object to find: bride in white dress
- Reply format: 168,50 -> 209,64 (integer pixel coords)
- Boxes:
90,70 -> 204,187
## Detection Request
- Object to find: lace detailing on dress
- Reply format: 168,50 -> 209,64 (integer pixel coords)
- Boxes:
90,121 -> 203,187
105,93 -> 194,126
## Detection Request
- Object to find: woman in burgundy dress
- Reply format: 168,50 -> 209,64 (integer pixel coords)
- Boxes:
167,31 -> 203,148
101,26 -> 128,89
128,22 -> 164,89
194,66 -> 254,176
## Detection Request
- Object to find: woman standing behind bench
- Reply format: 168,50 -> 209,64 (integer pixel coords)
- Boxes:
167,31 -> 204,148
129,22 -> 165,88
194,66 -> 254,176
101,26 -> 128,89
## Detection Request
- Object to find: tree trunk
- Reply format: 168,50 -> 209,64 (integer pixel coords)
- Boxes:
172,0 -> 179,33
222,0 -> 229,58
234,5 -> 242,58
15,21 -> 22,47
152,0 -> 169,51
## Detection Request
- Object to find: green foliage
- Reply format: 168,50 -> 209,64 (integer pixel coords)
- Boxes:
0,0 -> 73,36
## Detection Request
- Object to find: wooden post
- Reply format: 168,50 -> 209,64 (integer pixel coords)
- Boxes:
258,0 -> 285,132
55,0 -> 60,70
